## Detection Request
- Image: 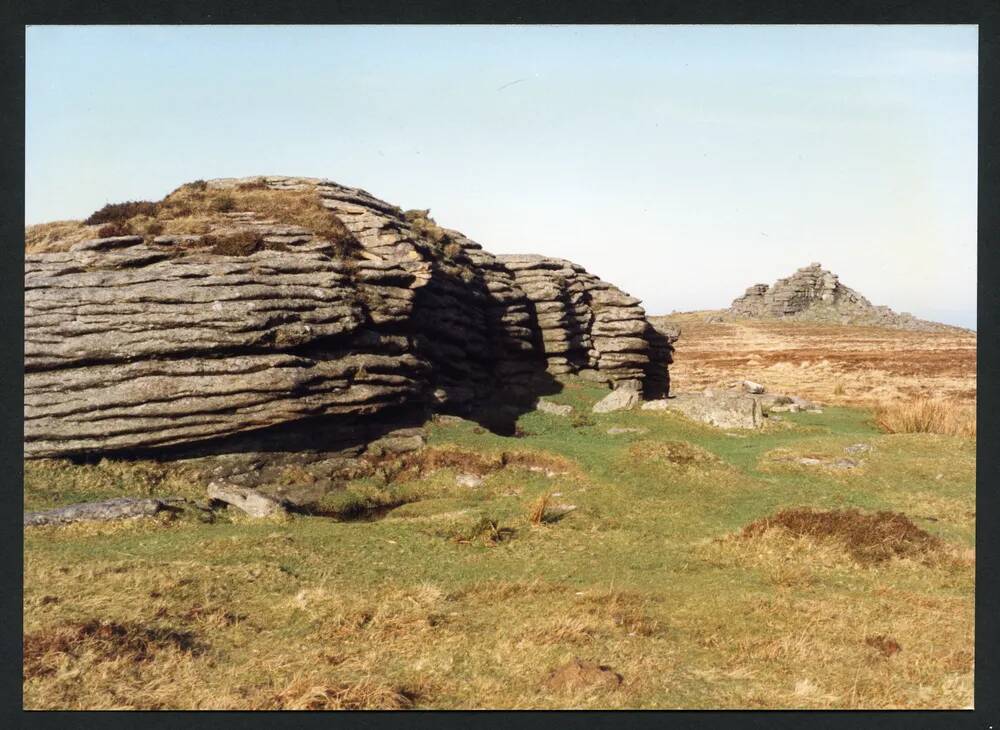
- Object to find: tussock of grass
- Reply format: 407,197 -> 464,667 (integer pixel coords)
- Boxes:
24,619 -> 203,679
24,220 -> 98,252
740,508 -> 941,564
628,439 -> 720,467
443,516 -> 515,546
529,492 -> 552,525
874,399 -> 975,438
26,180 -> 362,257
96,221 -> 134,238
404,209 -> 464,259
204,230 -> 286,256
264,678 -> 422,710
382,446 -> 577,484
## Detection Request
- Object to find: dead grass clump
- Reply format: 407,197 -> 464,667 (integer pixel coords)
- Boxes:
96,221 -> 133,238
404,209 -> 454,245
874,399 -> 976,438
529,493 -> 552,525
160,184 -> 361,258
264,678 -> 421,710
629,440 -> 719,467
543,658 -> 622,693
209,194 -> 236,212
446,516 -> 515,546
25,220 -> 95,252
581,591 -> 661,637
385,447 -> 575,484
395,447 -> 504,477
24,620 -> 202,679
84,200 -> 159,225
446,580 -> 565,602
741,508 -> 941,564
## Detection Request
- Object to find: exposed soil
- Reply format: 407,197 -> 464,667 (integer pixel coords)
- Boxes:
740,508 -> 941,564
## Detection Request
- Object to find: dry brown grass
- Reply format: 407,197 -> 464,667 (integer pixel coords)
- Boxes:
24,619 -> 203,680
529,492 -> 553,525
874,399 -> 976,439
384,446 -> 577,484
655,313 -> 976,406
740,508 -> 941,565
24,220 -> 98,252
263,678 -> 422,710
25,180 -> 361,257
628,440 -> 720,467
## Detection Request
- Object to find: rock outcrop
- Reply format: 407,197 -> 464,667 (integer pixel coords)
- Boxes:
727,263 -> 957,332
24,176 -> 673,465
497,255 -> 673,397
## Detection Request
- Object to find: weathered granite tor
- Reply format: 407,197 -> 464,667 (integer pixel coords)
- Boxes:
728,263 -> 958,331
24,176 -> 673,471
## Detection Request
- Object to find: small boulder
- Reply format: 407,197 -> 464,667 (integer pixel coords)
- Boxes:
207,482 -> 286,518
741,380 -> 766,394
592,388 -> 641,413
832,458 -> 859,469
844,443 -> 872,455
536,399 -> 574,417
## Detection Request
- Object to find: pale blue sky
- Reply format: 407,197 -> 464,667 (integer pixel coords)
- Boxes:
26,25 -> 978,327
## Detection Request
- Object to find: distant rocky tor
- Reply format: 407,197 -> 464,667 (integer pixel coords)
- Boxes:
24,176 -> 677,496
727,262 -> 960,332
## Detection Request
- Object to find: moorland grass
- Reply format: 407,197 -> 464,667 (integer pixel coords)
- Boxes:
23,379 -> 975,709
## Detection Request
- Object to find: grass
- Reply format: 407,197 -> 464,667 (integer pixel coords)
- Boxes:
25,179 -> 361,257
874,398 -> 976,438
23,380 -> 975,709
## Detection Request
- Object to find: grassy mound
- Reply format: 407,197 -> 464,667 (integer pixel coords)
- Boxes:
740,508 -> 941,564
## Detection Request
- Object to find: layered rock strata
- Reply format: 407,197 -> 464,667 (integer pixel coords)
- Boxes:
25,176 -> 673,465
496,255 -> 671,396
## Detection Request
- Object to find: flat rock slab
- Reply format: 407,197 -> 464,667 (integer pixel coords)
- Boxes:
536,399 -> 574,416
606,427 -> 647,435
643,392 -> 764,429
592,388 -> 641,413
24,497 -> 180,527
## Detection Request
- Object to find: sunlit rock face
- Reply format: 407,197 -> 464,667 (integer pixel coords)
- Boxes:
24,176 -> 673,460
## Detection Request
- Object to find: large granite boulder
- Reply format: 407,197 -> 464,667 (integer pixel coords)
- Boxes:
24,176 -> 673,466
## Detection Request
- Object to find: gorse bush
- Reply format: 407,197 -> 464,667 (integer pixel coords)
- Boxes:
874,399 -> 975,438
